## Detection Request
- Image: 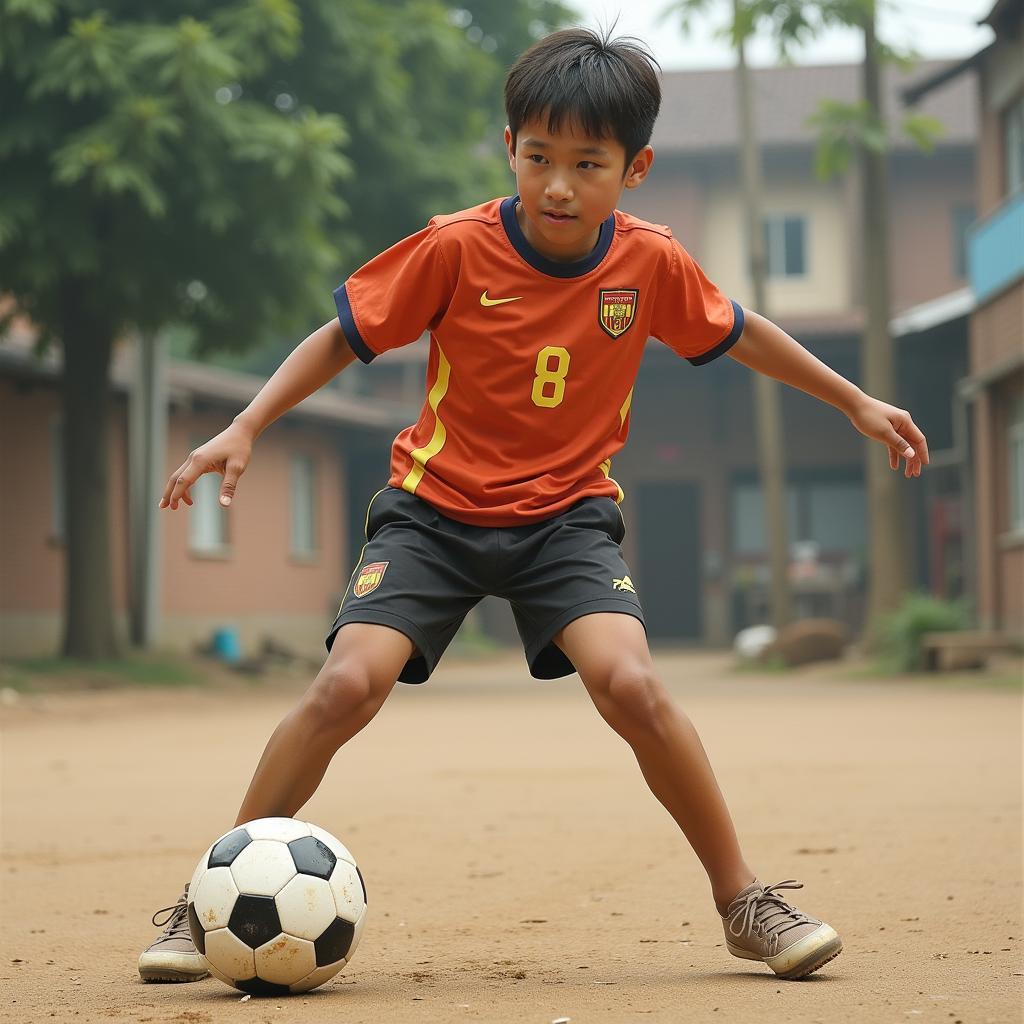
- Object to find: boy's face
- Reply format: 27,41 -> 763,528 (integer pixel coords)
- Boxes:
504,117 -> 653,263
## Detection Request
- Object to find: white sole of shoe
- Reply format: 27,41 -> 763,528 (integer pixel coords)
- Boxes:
138,950 -> 210,983
727,923 -> 843,979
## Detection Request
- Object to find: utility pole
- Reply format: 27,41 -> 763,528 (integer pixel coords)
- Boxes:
734,0 -> 793,628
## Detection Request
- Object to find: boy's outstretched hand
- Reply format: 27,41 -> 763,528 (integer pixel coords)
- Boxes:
159,421 -> 254,510
847,397 -> 929,478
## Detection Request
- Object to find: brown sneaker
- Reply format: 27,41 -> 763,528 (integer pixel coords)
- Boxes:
138,884 -> 209,982
721,878 -> 842,979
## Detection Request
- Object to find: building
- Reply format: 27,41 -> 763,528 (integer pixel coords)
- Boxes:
0,60 -> 981,658
0,325 -> 411,659
906,0 -> 1024,634
606,60 -> 978,643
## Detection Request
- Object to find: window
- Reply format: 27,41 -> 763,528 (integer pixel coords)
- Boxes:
763,214 -> 807,278
732,482 -> 799,555
732,478 -> 866,555
951,203 -> 975,279
1010,396 -> 1024,533
1005,93 -> 1024,197
290,454 -> 317,557
50,416 -> 65,540
188,438 -> 230,554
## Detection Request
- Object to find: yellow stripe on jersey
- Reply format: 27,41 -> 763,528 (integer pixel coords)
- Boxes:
402,343 -> 452,494
619,387 -> 633,428
599,458 -> 625,503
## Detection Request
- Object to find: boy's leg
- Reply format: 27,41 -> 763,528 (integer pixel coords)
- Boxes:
140,621 -> 411,982
554,611 -> 842,979
553,612 -> 755,912
234,621 -> 411,823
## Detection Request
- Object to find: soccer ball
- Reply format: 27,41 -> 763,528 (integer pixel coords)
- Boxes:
186,817 -> 367,995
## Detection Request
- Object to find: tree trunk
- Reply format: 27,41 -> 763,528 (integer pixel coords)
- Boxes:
59,280 -> 119,659
734,2 -> 793,629
860,4 -> 909,639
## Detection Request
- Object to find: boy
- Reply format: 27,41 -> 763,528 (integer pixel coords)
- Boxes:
140,28 -> 927,984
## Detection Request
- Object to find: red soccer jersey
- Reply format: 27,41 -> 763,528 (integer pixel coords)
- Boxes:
334,196 -> 742,526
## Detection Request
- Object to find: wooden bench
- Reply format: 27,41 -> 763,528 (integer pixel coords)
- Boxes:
920,631 -> 1024,672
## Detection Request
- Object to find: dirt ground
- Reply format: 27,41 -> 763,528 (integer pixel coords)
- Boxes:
2,650 -> 1022,1024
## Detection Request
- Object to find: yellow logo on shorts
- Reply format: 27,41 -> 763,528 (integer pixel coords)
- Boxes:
353,561 -> 389,598
612,575 -> 636,594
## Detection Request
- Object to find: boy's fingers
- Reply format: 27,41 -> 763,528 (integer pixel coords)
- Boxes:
897,413 -> 929,466
220,459 -> 245,507
169,462 -> 205,507
160,462 -> 187,507
888,446 -> 899,471
884,428 -> 915,461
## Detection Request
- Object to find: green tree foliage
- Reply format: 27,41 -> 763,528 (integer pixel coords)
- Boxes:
0,0 -> 572,658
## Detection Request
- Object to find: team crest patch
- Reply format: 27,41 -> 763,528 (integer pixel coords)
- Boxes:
599,289 -> 639,339
353,561 -> 389,598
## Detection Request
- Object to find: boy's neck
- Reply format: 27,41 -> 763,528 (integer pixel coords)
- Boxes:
514,200 -> 603,264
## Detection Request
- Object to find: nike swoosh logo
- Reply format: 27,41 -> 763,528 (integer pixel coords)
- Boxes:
480,290 -> 523,307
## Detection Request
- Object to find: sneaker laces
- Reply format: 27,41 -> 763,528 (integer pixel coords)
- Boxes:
150,885 -> 191,940
726,879 -> 821,956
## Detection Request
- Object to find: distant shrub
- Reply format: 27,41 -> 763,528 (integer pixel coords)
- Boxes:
877,593 -> 971,672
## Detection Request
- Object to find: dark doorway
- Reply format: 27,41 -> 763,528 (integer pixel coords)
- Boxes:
635,480 -> 702,640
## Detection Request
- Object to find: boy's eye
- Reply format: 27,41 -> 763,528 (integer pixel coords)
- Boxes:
527,154 -> 546,164
578,161 -> 599,169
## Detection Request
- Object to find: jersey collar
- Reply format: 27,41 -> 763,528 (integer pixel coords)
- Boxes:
500,196 -> 615,279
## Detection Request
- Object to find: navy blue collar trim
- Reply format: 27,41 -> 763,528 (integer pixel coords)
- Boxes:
500,196 -> 614,279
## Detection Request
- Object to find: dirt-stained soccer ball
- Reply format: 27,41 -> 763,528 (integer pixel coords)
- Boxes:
186,817 -> 367,995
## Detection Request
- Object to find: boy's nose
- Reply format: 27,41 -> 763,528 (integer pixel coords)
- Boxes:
545,177 -> 573,201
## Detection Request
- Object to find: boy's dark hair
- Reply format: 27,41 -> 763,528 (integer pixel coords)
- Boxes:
504,27 -> 661,168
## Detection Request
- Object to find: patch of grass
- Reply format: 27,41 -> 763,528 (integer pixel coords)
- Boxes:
3,651 -> 205,690
874,593 -> 971,672
731,653 -> 788,674
839,659 -> 1023,691
449,625 -> 504,659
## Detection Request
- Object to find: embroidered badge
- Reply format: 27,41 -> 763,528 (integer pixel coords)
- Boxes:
353,561 -> 389,598
599,289 -> 639,339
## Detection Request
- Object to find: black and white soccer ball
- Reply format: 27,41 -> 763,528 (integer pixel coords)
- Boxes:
186,817 -> 367,995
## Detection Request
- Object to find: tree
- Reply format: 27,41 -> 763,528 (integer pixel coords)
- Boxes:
0,0 -> 568,659
803,0 -> 941,635
663,0 -> 794,630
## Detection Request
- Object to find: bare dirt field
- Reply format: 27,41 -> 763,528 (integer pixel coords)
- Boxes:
2,650 -> 1021,1024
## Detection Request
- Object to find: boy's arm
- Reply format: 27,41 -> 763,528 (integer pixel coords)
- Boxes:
727,308 -> 929,478
160,319 -> 356,510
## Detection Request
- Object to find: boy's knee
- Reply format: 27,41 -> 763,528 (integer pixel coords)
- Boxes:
590,662 -> 667,733
304,661 -> 389,730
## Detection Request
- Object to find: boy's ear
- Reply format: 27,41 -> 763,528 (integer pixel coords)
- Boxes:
504,126 -> 516,172
623,145 -> 654,190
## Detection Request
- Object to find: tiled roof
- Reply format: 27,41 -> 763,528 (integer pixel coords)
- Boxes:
0,327 -> 413,430
654,60 -> 976,152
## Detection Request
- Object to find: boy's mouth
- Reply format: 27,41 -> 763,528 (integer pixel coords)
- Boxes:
542,208 -> 576,225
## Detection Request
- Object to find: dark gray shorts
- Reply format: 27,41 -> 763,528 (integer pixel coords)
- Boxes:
325,487 -> 645,683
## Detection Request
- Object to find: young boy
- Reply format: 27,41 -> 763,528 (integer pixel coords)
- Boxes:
140,28 -> 927,984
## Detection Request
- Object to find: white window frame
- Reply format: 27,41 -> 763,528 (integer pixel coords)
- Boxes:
188,437 -> 230,555
1005,92 -> 1024,197
290,453 -> 318,559
1010,410 -> 1024,533
763,213 -> 808,279
50,415 -> 65,541
951,202 -> 975,279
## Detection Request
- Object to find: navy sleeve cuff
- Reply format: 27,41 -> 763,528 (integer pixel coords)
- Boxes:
333,283 -> 376,364
687,300 -> 745,366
